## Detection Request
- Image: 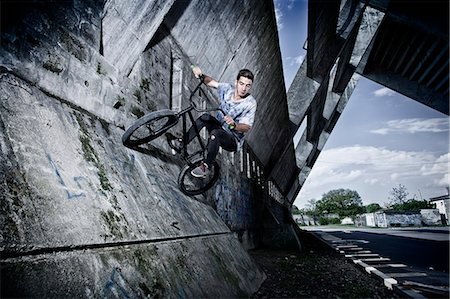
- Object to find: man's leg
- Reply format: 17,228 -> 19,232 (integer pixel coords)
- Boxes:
191,128 -> 237,178
204,129 -> 237,167
185,113 -> 222,144
168,113 -> 221,152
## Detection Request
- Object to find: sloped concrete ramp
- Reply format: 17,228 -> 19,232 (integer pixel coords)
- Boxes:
0,73 -> 264,297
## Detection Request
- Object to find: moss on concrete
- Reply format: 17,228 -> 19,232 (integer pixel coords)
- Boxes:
132,247 -> 165,298
208,244 -> 246,297
133,246 -> 157,273
133,90 -> 143,103
75,113 -> 112,191
140,78 -> 151,91
100,210 -> 124,239
58,29 -> 86,62
96,62 -> 106,75
43,59 -> 63,74
97,168 -> 112,191
130,106 -> 144,118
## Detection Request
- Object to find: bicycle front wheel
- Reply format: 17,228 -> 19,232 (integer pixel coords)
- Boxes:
178,158 -> 220,196
122,109 -> 178,147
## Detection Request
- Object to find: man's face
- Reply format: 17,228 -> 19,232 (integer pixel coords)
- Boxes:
235,76 -> 253,98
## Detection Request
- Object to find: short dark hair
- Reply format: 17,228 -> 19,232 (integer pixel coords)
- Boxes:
237,69 -> 254,82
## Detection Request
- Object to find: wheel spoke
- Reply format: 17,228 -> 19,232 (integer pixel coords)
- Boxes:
178,161 -> 220,195
122,110 -> 178,147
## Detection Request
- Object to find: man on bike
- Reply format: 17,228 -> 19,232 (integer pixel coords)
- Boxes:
168,66 -> 257,178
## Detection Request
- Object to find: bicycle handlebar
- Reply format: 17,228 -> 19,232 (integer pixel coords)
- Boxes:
183,72 -> 236,130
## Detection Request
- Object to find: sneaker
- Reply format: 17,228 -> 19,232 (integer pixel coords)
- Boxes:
190,162 -> 209,178
166,133 -> 183,153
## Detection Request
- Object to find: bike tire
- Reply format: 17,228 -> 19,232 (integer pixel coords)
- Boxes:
122,109 -> 178,147
178,158 -> 220,196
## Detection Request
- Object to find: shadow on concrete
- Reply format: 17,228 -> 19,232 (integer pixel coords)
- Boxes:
146,0 -> 192,49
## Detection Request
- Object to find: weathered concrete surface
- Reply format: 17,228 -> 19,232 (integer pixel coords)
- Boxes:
2,235 -> 260,298
162,0 -> 300,248
102,0 -> 176,75
0,72 -> 265,297
420,209 -> 443,226
164,0 -> 292,179
0,0 -> 289,296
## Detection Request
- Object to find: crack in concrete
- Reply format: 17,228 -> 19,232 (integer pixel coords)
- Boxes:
1,231 -> 232,261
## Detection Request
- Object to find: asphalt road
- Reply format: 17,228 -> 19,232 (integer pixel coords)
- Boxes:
308,227 -> 449,273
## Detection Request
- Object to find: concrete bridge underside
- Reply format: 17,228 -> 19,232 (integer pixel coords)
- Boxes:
0,0 -> 448,297
288,0 -> 449,204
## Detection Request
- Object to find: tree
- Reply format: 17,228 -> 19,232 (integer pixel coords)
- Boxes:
390,199 -> 432,212
388,184 -> 409,205
315,189 -> 364,218
366,203 -> 382,213
291,205 -> 301,215
303,199 -> 318,216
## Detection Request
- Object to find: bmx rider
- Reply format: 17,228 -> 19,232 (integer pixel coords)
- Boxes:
168,66 -> 257,178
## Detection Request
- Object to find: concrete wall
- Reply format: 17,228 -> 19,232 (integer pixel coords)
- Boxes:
293,214 -> 318,226
0,0 -> 294,296
164,0 -> 294,190
360,212 -> 423,228
420,209 -> 443,226
163,0 -> 299,246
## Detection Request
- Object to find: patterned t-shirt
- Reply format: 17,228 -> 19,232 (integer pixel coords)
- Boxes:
216,83 -> 257,147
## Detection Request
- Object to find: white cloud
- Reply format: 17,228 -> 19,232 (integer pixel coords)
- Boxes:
287,54 -> 305,66
294,55 -> 304,65
421,153 -> 449,177
274,0 -> 298,30
295,145 -> 449,207
370,128 -> 389,135
373,87 -> 396,97
371,118 -> 450,135
390,173 -> 399,180
288,0 -> 296,10
274,0 -> 284,30
438,173 -> 449,186
364,178 -> 379,185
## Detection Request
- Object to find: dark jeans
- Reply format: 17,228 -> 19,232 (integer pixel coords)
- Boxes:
185,113 -> 237,166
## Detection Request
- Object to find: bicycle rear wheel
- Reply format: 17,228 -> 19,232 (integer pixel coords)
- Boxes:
122,109 -> 178,147
178,158 -> 220,196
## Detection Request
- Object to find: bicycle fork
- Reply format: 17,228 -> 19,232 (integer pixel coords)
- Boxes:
180,110 -> 207,164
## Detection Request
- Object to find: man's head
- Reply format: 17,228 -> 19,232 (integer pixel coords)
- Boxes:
235,69 -> 254,98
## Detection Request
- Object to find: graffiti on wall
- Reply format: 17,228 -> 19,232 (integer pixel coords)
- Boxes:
47,153 -> 86,199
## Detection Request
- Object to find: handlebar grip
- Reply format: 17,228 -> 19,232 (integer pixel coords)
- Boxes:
191,65 -> 205,83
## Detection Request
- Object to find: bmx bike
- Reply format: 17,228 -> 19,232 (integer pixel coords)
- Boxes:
122,75 -> 226,196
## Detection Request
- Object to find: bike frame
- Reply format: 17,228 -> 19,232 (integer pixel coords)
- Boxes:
122,75 -> 224,195
175,79 -> 223,165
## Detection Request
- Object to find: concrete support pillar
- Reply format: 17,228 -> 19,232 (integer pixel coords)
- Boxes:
286,3 -> 386,203
350,7 -> 386,72
102,0 -> 176,75
287,60 -> 320,127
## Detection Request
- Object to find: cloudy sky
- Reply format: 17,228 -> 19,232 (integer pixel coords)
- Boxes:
274,0 -> 449,208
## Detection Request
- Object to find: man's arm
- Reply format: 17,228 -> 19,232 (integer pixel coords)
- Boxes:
234,123 -> 251,133
192,66 -> 219,88
224,101 -> 257,133
223,116 -> 251,133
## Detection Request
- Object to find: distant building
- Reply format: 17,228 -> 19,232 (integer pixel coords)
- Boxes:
429,188 -> 450,225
